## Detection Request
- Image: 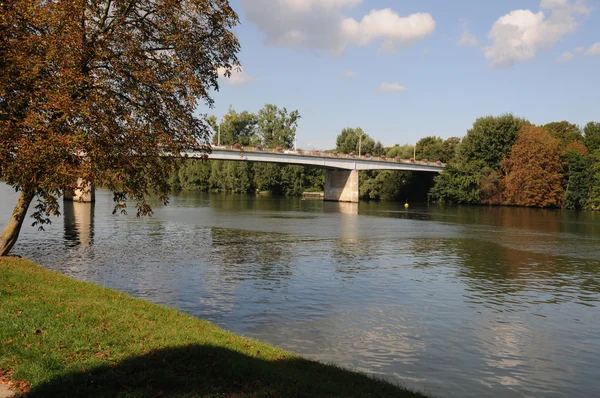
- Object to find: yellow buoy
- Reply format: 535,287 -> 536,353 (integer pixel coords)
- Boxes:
404,202 -> 409,209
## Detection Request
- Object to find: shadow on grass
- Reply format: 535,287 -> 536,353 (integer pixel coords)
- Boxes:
25,344 -> 428,398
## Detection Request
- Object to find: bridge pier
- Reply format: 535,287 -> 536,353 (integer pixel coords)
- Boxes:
324,170 -> 359,203
64,178 -> 95,203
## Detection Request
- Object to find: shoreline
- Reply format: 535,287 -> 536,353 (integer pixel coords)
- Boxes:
0,257 -> 431,397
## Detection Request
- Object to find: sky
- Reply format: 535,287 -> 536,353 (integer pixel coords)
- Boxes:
205,0 -> 600,149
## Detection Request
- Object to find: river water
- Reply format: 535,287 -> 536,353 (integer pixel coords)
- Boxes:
1,183 -> 599,397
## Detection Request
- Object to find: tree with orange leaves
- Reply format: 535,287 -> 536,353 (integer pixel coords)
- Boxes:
501,126 -> 564,208
0,0 -> 240,255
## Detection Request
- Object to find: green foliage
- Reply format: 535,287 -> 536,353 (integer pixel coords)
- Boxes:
0,258 -> 427,398
430,114 -> 528,205
584,122 -> 600,153
212,107 -> 258,146
562,150 -> 591,210
335,128 -> 384,156
415,136 -> 459,163
256,104 -> 301,149
542,121 -> 583,148
458,114 -> 529,170
588,150 -> 600,211
386,144 -> 414,159
177,159 -> 211,191
428,161 -> 486,204
359,171 -> 404,201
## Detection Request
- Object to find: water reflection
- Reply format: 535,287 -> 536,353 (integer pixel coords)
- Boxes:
210,227 -> 295,283
63,200 -> 95,247
2,184 -> 600,398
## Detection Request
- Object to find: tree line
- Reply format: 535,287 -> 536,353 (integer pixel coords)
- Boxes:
428,115 -> 600,210
177,109 -> 600,210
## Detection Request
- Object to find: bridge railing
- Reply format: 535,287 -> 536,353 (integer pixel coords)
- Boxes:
210,145 -> 445,167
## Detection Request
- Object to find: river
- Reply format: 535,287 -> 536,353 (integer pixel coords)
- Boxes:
1,183 -> 599,397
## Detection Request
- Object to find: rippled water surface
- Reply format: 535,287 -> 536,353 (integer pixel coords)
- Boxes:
2,183 -> 600,397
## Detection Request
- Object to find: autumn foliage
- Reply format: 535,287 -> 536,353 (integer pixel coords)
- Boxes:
501,126 -> 564,208
0,0 -> 240,254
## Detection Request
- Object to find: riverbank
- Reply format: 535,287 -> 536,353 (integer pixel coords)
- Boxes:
0,257 -> 429,397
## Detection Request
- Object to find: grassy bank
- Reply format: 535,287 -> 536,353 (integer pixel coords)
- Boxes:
0,258 -> 429,397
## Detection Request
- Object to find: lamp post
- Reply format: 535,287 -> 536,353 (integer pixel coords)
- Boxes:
217,121 -> 221,146
358,132 -> 362,157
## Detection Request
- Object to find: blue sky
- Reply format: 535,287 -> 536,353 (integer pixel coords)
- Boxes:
205,0 -> 600,149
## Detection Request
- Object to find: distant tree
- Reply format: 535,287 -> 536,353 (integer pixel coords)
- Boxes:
430,114 -> 527,205
386,144 -> 414,159
211,107 -> 258,146
542,121 -> 583,148
588,150 -> 600,210
335,128 -> 383,156
428,160 -> 486,204
584,122 -> 600,153
458,114 -> 529,170
501,126 -> 563,208
441,137 -> 461,163
0,0 -> 240,255
256,104 -> 300,149
562,145 -> 591,210
415,136 -> 446,162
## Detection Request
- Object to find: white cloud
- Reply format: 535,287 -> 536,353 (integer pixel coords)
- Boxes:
343,70 -> 358,78
585,42 -> 600,55
217,66 -> 252,85
241,0 -> 435,55
457,29 -> 479,46
574,46 -> 585,53
377,82 -> 406,93
483,0 -> 591,67
341,9 -> 436,53
556,51 -> 574,61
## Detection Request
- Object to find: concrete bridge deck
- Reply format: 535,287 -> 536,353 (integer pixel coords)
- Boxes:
184,146 -> 445,173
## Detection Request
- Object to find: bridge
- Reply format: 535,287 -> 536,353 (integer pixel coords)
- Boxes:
66,146 -> 445,204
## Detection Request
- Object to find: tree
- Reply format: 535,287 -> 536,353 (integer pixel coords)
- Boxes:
428,160 -> 486,204
542,121 -> 583,148
335,128 -> 383,156
441,137 -> 461,163
211,107 -> 258,146
501,126 -> 563,208
0,0 -> 240,255
256,104 -> 300,149
562,143 -> 591,210
386,144 -> 414,159
458,114 -> 528,170
584,122 -> 600,153
430,114 -> 527,205
588,150 -> 600,210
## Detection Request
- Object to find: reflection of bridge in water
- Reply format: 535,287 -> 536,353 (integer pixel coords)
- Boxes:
66,147 -> 445,203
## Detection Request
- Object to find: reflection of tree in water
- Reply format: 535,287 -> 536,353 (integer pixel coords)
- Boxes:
209,193 -> 305,214
448,237 -> 600,307
210,227 -> 295,282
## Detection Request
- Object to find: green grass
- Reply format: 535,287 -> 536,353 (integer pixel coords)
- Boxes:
0,257 -> 431,397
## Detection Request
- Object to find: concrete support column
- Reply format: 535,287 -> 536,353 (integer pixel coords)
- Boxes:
64,178 -> 95,203
324,169 -> 359,203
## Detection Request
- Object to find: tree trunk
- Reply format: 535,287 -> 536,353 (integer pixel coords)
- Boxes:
0,190 -> 35,256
